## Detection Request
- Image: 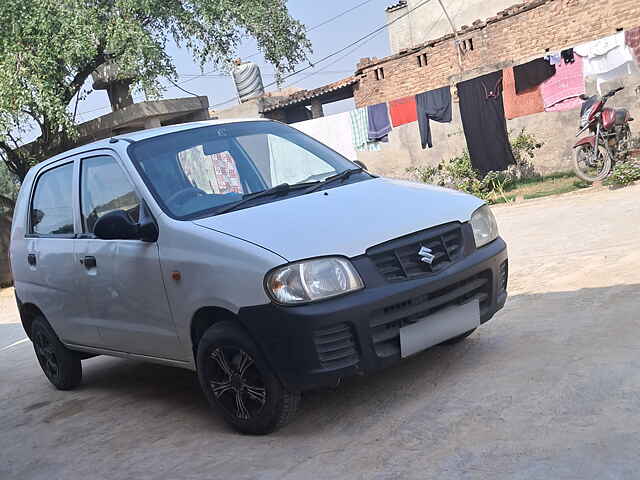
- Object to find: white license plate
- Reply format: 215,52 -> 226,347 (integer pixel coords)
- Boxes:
400,299 -> 480,358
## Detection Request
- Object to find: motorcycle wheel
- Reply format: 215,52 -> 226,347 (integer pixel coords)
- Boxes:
573,142 -> 612,183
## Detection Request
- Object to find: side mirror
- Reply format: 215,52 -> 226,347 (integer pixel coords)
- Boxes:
94,210 -> 141,241
138,219 -> 159,243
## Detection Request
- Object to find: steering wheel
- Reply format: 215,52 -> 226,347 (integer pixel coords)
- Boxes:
166,187 -> 206,206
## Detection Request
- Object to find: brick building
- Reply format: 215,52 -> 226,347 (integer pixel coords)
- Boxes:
355,0 -> 640,107
347,0 -> 640,178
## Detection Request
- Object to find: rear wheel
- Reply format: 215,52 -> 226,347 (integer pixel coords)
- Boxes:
573,142 -> 612,182
31,317 -> 82,390
196,322 -> 300,435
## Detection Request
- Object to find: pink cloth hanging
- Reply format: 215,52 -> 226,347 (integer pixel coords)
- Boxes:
540,55 -> 585,112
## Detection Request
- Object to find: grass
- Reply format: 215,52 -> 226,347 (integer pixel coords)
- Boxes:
491,172 -> 591,204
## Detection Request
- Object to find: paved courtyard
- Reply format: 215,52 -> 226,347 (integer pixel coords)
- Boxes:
1,184 -> 640,479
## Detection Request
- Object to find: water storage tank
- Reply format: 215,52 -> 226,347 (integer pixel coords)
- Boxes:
232,61 -> 265,102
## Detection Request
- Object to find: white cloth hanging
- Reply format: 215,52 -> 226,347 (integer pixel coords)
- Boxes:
292,112 -> 358,160
574,32 -> 633,75
574,32 -> 636,94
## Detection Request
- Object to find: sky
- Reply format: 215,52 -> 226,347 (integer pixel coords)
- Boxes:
72,0 -> 400,124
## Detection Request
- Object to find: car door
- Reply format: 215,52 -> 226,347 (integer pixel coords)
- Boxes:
25,160 -> 102,346
75,153 -> 185,360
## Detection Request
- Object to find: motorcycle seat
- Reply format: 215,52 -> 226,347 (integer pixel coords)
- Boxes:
614,108 -> 630,125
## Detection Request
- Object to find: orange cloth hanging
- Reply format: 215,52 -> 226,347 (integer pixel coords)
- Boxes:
502,66 -> 545,120
388,96 -> 418,127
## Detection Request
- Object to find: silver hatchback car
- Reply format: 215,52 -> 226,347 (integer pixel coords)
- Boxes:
10,119 -> 508,434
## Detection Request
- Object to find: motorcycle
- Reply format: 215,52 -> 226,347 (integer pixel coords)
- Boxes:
573,86 -> 634,182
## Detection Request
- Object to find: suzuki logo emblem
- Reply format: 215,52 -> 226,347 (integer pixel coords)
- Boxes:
418,246 -> 435,265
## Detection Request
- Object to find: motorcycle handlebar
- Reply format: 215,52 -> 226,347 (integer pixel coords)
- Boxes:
604,86 -> 624,99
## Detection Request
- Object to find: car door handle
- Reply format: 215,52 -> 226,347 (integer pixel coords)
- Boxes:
27,254 -> 37,266
81,256 -> 97,269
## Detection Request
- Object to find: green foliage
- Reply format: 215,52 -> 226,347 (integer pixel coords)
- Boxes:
606,161 -> 640,186
409,128 -> 543,203
0,0 -> 312,179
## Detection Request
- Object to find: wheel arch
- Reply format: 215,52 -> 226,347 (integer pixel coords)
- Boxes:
17,300 -> 46,340
190,306 -> 254,362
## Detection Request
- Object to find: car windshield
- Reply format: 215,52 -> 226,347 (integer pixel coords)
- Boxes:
127,121 -> 369,219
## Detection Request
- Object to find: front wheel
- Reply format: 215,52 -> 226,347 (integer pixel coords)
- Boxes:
196,322 -> 300,435
573,142 -> 612,182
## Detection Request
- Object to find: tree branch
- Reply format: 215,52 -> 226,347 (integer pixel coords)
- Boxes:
63,50 -> 107,104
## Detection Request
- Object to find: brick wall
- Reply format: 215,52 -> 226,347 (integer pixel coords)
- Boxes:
354,0 -> 640,106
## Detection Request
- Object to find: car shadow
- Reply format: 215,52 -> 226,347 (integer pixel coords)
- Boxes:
9,283 -> 640,437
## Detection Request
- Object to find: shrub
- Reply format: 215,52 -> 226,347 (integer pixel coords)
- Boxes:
606,160 -> 640,186
409,128 -> 543,202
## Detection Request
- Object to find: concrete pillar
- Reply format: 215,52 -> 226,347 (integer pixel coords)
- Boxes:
310,100 -> 324,118
144,117 -> 162,129
106,80 -> 134,111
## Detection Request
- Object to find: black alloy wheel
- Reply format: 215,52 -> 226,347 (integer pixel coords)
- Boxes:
31,316 -> 83,390
196,321 -> 300,435
205,346 -> 267,421
34,329 -> 59,380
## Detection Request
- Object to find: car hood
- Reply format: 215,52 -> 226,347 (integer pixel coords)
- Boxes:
193,177 -> 484,261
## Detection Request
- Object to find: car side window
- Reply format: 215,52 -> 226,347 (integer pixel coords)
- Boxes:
30,163 -> 75,236
80,156 -> 140,234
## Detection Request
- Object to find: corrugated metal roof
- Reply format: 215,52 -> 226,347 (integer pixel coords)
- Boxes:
385,0 -> 407,12
262,76 -> 357,112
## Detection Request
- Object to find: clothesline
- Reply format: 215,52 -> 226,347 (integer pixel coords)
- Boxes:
291,25 -> 640,174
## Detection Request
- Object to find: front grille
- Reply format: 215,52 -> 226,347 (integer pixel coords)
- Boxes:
368,223 -> 464,282
369,271 -> 492,358
313,323 -> 359,370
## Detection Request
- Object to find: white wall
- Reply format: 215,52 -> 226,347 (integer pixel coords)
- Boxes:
387,0 -> 517,54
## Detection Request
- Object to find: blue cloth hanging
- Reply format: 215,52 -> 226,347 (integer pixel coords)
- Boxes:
367,103 -> 392,142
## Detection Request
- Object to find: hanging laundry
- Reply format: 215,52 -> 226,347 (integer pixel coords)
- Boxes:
502,67 -> 544,120
349,107 -> 381,152
545,52 -> 562,65
513,58 -> 556,94
594,61 -> 640,94
561,48 -> 575,64
457,71 -> 515,175
293,112 -> 358,160
625,26 -> 640,65
367,103 -> 392,142
415,86 -> 452,149
540,54 -> 586,112
574,32 -> 633,76
575,32 -> 636,94
389,96 -> 418,127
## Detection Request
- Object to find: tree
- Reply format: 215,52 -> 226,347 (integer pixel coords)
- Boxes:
0,162 -> 19,217
0,0 -> 311,190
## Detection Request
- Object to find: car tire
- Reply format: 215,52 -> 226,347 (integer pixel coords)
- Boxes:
31,316 -> 83,390
196,321 -> 300,435
441,328 -> 477,345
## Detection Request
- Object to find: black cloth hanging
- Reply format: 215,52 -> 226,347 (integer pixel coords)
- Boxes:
561,48 -> 575,64
457,70 -> 515,175
416,86 -> 452,149
513,58 -> 556,94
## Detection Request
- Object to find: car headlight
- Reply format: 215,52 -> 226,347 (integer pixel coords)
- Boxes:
266,257 -> 364,305
470,205 -> 499,248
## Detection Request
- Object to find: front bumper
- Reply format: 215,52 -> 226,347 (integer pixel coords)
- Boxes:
239,237 -> 508,392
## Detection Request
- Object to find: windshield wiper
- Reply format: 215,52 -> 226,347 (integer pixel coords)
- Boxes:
302,167 -> 364,195
215,181 -> 319,215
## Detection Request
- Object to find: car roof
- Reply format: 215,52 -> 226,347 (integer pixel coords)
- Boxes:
34,118 -> 271,172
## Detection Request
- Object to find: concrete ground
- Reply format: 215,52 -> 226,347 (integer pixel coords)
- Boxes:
1,184 -> 640,479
